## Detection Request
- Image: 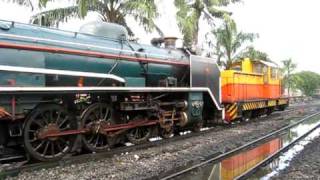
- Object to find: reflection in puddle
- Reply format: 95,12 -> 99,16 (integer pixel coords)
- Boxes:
218,138 -> 281,180
174,115 -> 320,180
256,128 -> 320,180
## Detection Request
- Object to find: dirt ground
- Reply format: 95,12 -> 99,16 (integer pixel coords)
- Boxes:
7,101 -> 320,180
273,133 -> 320,179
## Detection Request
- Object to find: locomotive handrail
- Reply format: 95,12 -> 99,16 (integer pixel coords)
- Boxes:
0,65 -> 126,83
0,86 -> 210,93
233,71 -> 263,76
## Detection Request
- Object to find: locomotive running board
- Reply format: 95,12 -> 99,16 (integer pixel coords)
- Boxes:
0,86 -> 222,110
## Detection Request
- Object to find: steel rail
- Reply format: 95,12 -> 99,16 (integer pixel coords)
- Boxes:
0,155 -> 25,164
159,111 -> 320,180
0,126 -> 218,179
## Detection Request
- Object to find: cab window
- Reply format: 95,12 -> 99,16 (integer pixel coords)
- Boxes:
253,63 -> 263,73
271,68 -> 278,79
231,65 -> 241,71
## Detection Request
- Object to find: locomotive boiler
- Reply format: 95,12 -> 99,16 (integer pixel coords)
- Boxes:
0,20 -> 222,161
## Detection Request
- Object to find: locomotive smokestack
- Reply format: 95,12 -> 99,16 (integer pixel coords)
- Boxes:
164,37 -> 177,49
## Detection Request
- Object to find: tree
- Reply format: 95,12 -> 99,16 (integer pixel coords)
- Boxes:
213,18 -> 257,69
237,46 -> 271,61
282,59 -> 297,96
174,0 -> 240,48
5,0 -> 48,10
9,0 -> 161,36
293,71 -> 320,96
213,39 -> 224,66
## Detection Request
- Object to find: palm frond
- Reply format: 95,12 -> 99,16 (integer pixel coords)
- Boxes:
207,6 -> 231,18
231,32 -> 256,54
175,0 -> 239,47
154,24 -> 164,37
111,13 -> 134,36
121,0 -> 159,33
236,46 -> 271,62
5,0 -> 52,10
76,0 -> 100,18
30,0 -> 105,27
174,0 -> 200,47
212,17 -> 258,68
206,0 -> 241,7
30,6 -> 79,27
5,0 -> 34,9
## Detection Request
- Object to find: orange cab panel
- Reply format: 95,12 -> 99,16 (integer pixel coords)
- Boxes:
221,59 -> 282,103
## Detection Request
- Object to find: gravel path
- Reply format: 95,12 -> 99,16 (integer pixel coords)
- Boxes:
273,132 -> 320,179
7,101 -> 320,180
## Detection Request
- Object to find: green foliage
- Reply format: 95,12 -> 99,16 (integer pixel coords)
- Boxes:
281,58 -> 297,95
10,0 -> 160,36
213,18 -> 257,68
174,0 -> 240,48
292,71 -> 320,96
5,0 -> 49,10
237,46 -> 271,61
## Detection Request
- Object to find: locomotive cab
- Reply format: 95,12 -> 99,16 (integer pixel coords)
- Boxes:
222,58 -> 288,122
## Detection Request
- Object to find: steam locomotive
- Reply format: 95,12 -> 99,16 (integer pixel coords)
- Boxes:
0,20 -> 288,161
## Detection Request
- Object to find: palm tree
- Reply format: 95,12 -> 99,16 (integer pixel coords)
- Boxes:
213,17 -> 257,69
174,0 -> 240,48
237,46 -> 271,62
10,0 -> 161,36
282,59 -> 297,96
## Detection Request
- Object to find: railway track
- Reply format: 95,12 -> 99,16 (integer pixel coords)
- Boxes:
0,103 -> 314,179
159,111 -> 320,180
0,123 -> 219,179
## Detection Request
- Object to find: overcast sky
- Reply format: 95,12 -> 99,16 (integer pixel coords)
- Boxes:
0,0 -> 319,73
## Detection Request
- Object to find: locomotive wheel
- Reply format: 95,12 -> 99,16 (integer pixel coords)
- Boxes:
251,110 -> 260,119
266,108 -> 274,116
242,111 -> 252,121
278,105 -> 286,111
127,126 -> 152,145
126,116 -> 152,145
192,122 -> 203,133
159,127 -> 173,139
23,104 -> 77,162
81,103 -> 115,152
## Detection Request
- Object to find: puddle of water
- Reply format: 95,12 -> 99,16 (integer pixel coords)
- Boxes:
173,114 -> 320,180
252,128 -> 320,180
